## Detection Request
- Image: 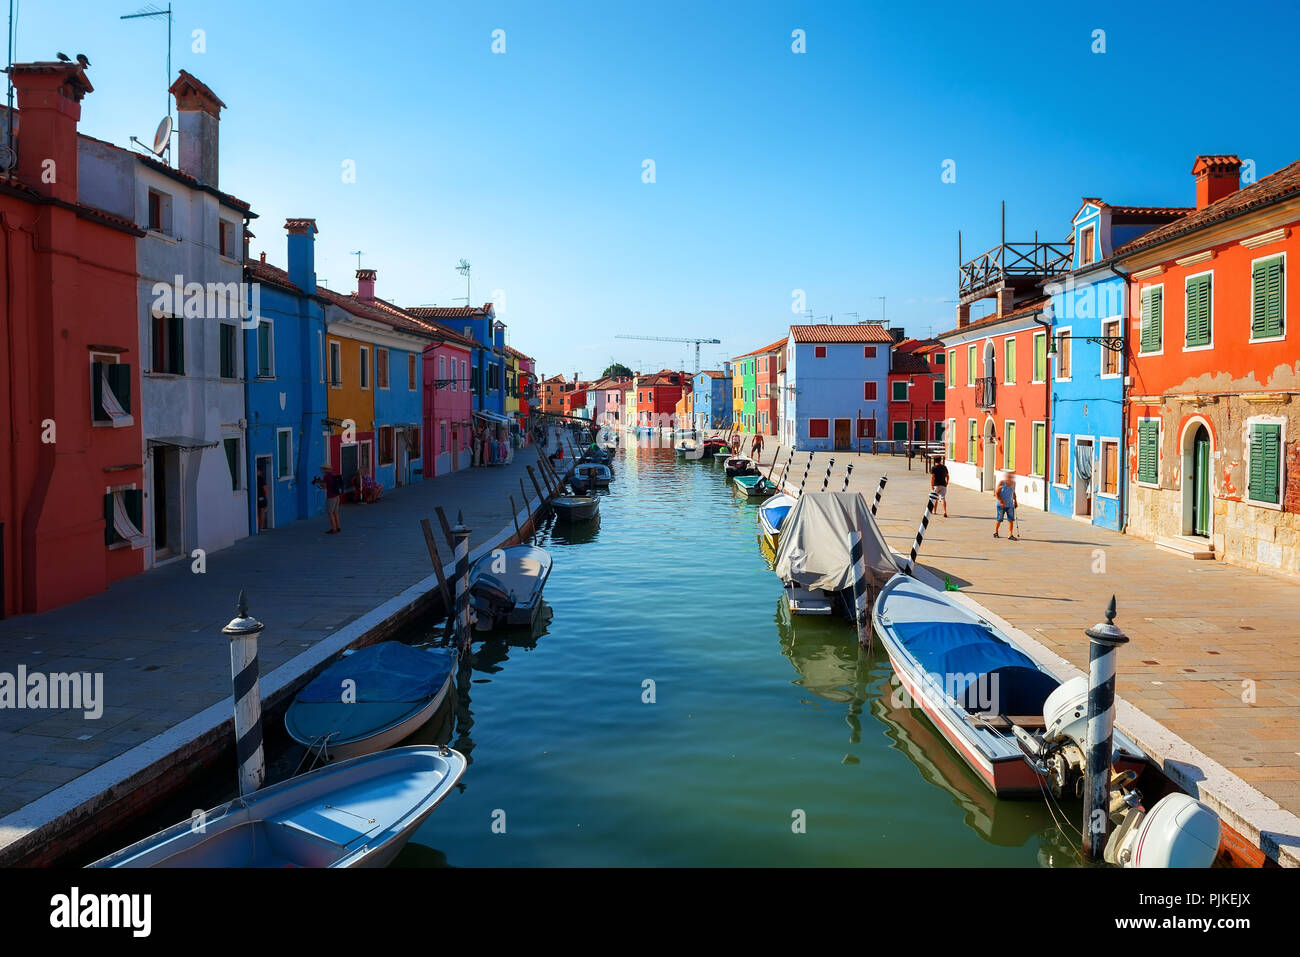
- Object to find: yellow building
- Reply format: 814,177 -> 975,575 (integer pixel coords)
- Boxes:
504,351 -> 520,417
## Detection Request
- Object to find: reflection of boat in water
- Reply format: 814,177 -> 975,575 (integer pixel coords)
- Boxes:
774,595 -> 866,705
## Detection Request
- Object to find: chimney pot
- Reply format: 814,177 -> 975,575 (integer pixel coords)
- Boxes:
8,59 -> 93,202
1191,154 -> 1242,210
259,251 -> 265,263
285,218 -> 318,294
168,70 -> 224,186
356,267 -> 376,301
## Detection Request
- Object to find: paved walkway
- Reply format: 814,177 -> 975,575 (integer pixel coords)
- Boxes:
0,433 -> 570,823
746,440 -> 1300,822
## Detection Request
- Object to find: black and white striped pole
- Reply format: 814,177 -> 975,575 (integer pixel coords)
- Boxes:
453,512 -> 472,654
222,590 -> 265,797
778,455 -> 793,491
848,530 -> 872,651
841,462 -> 854,492
820,457 -> 836,492
871,474 -> 888,516
904,491 -> 938,576
1083,596 -> 1129,861
798,451 -> 815,497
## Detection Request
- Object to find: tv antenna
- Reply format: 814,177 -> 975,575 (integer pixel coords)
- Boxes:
454,259 -> 472,307
349,250 -> 365,270
120,4 -> 174,140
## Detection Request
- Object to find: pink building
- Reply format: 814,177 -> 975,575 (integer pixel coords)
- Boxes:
423,329 -> 476,476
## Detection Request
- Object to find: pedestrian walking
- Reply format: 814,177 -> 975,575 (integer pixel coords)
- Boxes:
317,465 -> 342,534
750,433 -> 764,459
993,471 -> 1018,540
930,455 -> 949,518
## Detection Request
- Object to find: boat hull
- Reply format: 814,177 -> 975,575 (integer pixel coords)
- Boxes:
553,495 -> 599,522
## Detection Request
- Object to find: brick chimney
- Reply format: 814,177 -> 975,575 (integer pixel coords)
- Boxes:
355,268 -> 376,301
1192,155 -> 1241,210
168,70 -> 224,186
8,60 -> 93,204
956,303 -> 971,329
285,218 -> 318,295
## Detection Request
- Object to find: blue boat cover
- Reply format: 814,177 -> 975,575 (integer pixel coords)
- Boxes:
297,643 -> 455,704
764,504 -> 792,529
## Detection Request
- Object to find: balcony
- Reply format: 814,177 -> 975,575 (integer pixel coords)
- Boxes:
958,240 -> 1072,303
975,376 -> 996,411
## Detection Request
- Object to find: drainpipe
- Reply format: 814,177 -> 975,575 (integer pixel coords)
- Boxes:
1107,261 -> 1132,533
1031,312 -> 1052,513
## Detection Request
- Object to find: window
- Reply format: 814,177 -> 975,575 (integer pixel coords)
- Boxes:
934,379 -> 945,401
1032,332 -> 1047,382
378,426 -> 394,466
1140,285 -> 1163,353
891,380 -> 908,402
360,441 -> 372,474
1080,224 -> 1095,265
1100,320 -> 1121,376
864,346 -> 877,358
1055,328 -> 1071,378
152,314 -> 184,374
1032,422 -> 1046,477
359,346 -> 370,389
1054,437 -> 1070,485
91,355 -> 132,427
966,345 -> 975,385
375,348 -> 389,389
439,355 -> 446,387
460,360 -> 466,392
219,220 -> 235,258
947,349 -> 956,387
277,429 -> 293,479
256,320 -> 273,377
946,419 -> 955,459
1137,419 -> 1159,485
224,437 -> 242,491
1251,255 -> 1285,340
219,323 -> 237,378
1185,273 -> 1212,348
892,421 -> 908,442
934,351 -> 945,365
318,331 -> 324,384
809,418 -> 829,439
1247,422 -> 1282,506
409,427 -> 421,460
1099,440 -> 1118,495
859,418 -> 876,438
146,189 -> 172,234
104,488 -> 146,548
1003,421 -> 1016,470
814,346 -> 827,358
967,419 -> 977,463
1004,338 -> 1016,384
328,341 -> 342,387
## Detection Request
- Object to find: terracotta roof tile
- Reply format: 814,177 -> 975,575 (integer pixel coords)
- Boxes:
789,324 -> 895,344
936,296 -> 1049,340
406,304 -> 494,320
734,336 -> 788,359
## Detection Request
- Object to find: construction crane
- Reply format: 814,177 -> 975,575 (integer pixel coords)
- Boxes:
614,334 -> 722,373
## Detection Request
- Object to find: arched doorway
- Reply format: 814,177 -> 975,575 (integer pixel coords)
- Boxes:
1182,421 -> 1213,538
982,418 -> 997,491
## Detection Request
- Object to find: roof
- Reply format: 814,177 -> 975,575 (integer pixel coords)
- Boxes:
365,294 -> 448,337
405,304 -> 494,320
936,296 -> 1049,340
789,324 -> 895,344
245,256 -> 301,294
503,345 -> 533,361
890,351 -> 932,376
893,337 -> 941,354
75,129 -> 253,215
639,369 -> 686,387
734,336 -> 788,359
697,369 -> 726,378
1114,159 -> 1300,258
317,285 -> 436,340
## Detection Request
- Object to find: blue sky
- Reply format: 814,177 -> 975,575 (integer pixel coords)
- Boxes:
17,0 -> 1300,378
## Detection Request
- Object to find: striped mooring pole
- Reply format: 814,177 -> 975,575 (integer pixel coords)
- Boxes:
871,474 -> 888,515
820,457 -> 836,492
841,462 -> 854,492
847,530 -> 872,650
778,455 -> 793,490
453,512 -> 472,653
904,490 -> 938,575
222,590 -> 265,797
1082,596 -> 1129,861
798,451 -> 815,496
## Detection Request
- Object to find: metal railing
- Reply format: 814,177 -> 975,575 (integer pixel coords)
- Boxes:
959,241 -> 1073,298
975,376 -> 996,410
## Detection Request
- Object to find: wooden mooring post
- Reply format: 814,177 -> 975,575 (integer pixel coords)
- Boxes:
222,590 -> 265,797
871,474 -> 888,516
452,512 -> 472,654
842,462 -> 854,492
847,532 -> 872,651
419,518 -> 455,640
904,491 -> 938,576
820,456 -> 836,492
527,464 -> 548,503
1083,597 -> 1128,861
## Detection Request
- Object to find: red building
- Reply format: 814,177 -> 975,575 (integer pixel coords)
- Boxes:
1,60 -> 147,616
888,339 -> 946,446
635,369 -> 688,428
564,383 -> 591,417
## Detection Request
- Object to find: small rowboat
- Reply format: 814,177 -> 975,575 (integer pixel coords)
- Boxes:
725,456 -> 760,478
469,544 -> 553,631
90,745 -> 467,868
553,494 -> 599,522
733,474 -> 774,497
574,462 -> 612,488
285,643 -> 457,762
569,475 -> 591,495
872,574 -> 1147,797
757,493 -> 796,549
702,440 -> 730,459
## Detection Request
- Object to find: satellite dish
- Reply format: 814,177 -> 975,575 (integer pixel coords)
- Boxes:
151,116 -> 172,157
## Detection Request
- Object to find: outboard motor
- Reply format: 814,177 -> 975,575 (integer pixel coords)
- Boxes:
469,573 -> 516,631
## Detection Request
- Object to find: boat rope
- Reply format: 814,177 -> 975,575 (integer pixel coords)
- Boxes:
904,491 -> 938,575
871,475 -> 887,515
294,730 -> 340,776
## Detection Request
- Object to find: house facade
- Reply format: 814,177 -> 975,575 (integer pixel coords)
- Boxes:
243,219 -> 328,532
636,370 -> 686,428
783,324 -> 892,451
407,304 -> 503,418
0,60 -> 147,616
692,368 -> 732,431
421,325 -> 474,477
887,339 -> 946,446
1120,155 -> 1300,575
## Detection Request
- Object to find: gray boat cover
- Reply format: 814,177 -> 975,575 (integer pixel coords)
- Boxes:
773,491 -> 899,592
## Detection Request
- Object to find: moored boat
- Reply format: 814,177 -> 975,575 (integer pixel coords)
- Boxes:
89,745 -> 467,868
469,544 -> 553,630
757,492 -> 796,549
725,455 -> 760,478
574,462 -> 612,488
285,643 -> 457,762
552,494 -> 600,522
733,474 -> 774,497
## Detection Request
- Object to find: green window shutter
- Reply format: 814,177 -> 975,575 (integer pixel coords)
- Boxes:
1249,424 -> 1281,504
125,489 -> 144,531
1033,335 -> 1045,381
1253,258 -> 1285,338
1034,423 -> 1046,476
170,316 -> 185,374
1138,420 -> 1158,484
107,363 -> 132,415
103,492 -> 116,546
92,361 -> 108,422
1140,287 -> 1163,353
1186,275 -> 1211,346
1004,422 -> 1016,469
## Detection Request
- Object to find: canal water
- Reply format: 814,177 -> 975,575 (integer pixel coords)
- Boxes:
396,434 -> 1080,867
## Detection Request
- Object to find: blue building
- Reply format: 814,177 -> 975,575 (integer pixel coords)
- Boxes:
1046,200 -> 1187,529
783,324 -> 892,451
692,366 -> 732,431
407,303 -> 507,424
243,218 -> 328,533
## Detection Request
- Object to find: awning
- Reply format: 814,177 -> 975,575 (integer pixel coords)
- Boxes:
473,411 -> 511,425
148,435 -> 219,451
